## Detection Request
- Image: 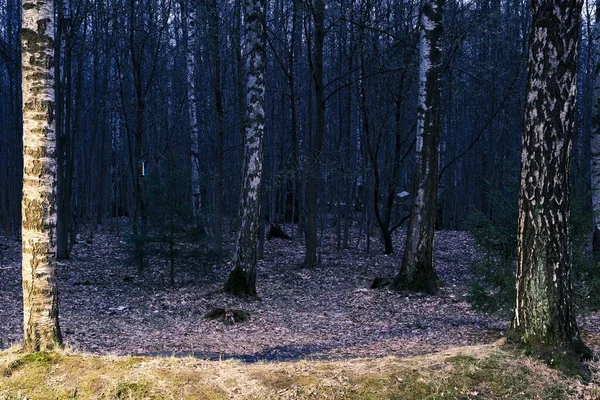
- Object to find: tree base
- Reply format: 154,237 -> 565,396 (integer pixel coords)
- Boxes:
506,331 -> 594,382
370,277 -> 392,289
224,267 -> 258,299
266,223 -> 292,240
392,268 -> 438,294
593,226 -> 600,255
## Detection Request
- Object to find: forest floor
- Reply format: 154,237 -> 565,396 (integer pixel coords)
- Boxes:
0,225 -> 599,396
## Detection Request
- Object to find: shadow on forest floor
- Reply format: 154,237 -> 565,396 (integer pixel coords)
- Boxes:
0,226 -> 598,363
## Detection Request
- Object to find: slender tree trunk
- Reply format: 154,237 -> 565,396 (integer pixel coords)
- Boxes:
393,0 -> 444,294
21,0 -> 63,352
224,0 -> 266,297
186,0 -> 201,228
303,0 -> 325,268
512,0 -> 591,363
210,0 -> 224,245
358,3 -> 394,255
591,1 -> 600,253
63,26 -> 75,257
96,11 -> 110,227
55,2 -> 67,259
234,0 -> 246,226
287,0 -> 300,234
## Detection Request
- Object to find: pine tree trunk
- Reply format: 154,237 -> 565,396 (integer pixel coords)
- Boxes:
512,0 -> 591,362
21,0 -> 63,352
393,0 -> 444,294
225,0 -> 266,297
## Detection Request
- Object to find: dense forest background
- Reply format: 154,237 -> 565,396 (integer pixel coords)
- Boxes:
0,0 -> 595,254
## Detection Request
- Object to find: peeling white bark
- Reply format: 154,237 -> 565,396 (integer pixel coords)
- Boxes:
226,0 -> 266,296
513,1 -> 588,355
21,0 -> 62,351
395,0 -> 444,293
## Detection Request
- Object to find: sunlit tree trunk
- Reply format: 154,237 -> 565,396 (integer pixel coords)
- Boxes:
21,0 -> 63,352
393,0 -> 444,293
512,0 -> 590,361
224,0 -> 266,297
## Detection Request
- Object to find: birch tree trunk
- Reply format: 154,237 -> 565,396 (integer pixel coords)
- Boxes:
186,0 -> 201,227
21,0 -> 63,351
224,0 -> 266,297
512,0 -> 591,363
591,0 -> 600,253
393,0 -> 444,293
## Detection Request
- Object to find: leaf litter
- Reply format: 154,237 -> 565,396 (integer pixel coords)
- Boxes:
0,226 -> 598,394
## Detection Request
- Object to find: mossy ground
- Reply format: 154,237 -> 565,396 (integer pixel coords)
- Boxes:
0,340 -> 596,399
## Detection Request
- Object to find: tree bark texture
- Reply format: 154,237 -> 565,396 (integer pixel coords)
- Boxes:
21,0 -> 63,351
394,0 -> 444,293
512,0 -> 590,360
225,0 -> 266,297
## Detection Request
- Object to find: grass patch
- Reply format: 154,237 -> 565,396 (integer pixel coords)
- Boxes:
0,341 -> 595,399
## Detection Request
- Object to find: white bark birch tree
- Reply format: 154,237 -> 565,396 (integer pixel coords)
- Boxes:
224,0 -> 266,297
512,0 -> 591,366
393,0 -> 444,294
21,0 -> 63,351
186,0 -> 201,227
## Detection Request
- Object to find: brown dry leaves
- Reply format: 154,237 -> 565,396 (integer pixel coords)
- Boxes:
0,226 -> 598,395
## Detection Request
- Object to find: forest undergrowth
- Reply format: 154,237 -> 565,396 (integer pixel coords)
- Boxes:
0,225 -> 599,398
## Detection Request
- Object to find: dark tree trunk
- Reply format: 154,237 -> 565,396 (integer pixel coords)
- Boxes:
393,0 -> 444,294
210,0 -> 224,246
303,0 -> 325,268
55,4 -> 68,260
234,0 -> 246,224
592,0 -> 600,255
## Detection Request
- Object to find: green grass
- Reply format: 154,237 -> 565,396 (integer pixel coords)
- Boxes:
0,341 -> 595,399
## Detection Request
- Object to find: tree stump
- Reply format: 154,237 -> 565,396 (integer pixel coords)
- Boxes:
204,308 -> 250,325
266,223 -> 292,240
370,277 -> 392,289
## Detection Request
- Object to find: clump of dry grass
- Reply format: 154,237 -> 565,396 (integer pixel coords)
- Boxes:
0,341 -> 595,399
